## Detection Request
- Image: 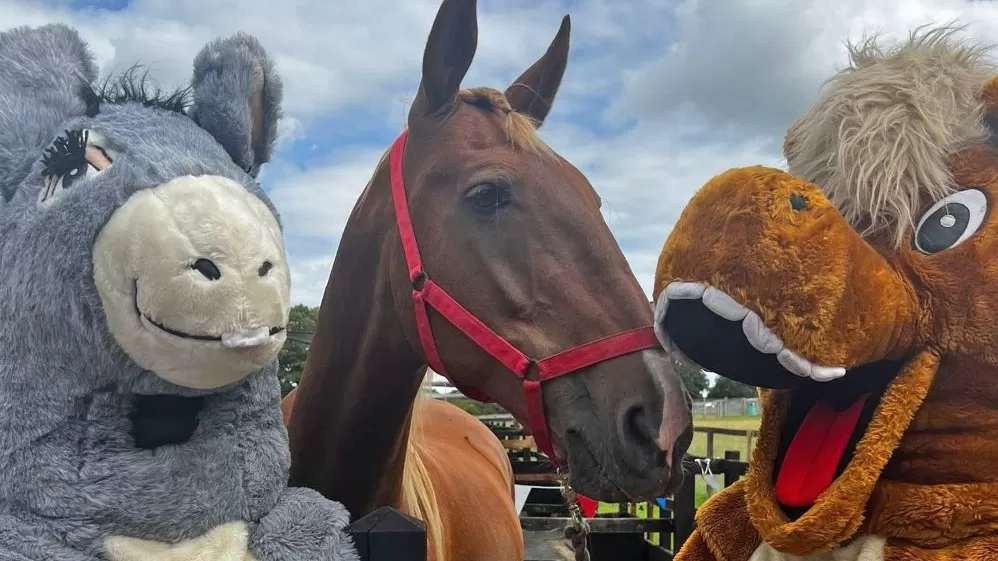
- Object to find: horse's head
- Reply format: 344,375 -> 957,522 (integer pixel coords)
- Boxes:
655,27 -> 998,554
0,26 -> 290,397
376,0 -> 692,500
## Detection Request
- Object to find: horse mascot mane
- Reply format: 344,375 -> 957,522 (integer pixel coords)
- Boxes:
653,27 -> 998,560
0,24 -> 357,561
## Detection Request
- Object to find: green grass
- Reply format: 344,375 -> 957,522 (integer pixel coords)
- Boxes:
689,415 -> 761,506
689,414 -> 761,461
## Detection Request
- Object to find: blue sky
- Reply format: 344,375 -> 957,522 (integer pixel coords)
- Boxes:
12,0 -> 998,305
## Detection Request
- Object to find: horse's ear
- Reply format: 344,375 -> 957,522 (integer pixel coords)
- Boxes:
407,0 -> 478,122
503,15 -> 570,127
189,33 -> 283,178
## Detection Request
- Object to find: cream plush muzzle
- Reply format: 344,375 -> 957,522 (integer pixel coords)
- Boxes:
93,175 -> 290,389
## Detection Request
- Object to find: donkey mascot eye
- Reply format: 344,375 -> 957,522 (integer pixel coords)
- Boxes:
38,128 -> 113,203
0,23 -> 358,561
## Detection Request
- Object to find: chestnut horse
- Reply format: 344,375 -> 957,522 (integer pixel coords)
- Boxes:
282,0 -> 695,559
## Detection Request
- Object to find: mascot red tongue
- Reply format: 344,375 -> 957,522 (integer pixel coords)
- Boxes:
775,396 -> 869,507
652,26 -> 998,561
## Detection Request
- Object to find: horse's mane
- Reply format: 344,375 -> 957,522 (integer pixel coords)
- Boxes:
785,25 -> 997,247
400,373 -> 445,561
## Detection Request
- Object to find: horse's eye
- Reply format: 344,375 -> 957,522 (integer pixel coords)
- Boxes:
914,188 -> 989,254
465,182 -> 512,215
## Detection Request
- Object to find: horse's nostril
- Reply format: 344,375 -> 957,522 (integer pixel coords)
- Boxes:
192,258 -> 221,281
619,400 -> 658,453
258,260 -> 273,277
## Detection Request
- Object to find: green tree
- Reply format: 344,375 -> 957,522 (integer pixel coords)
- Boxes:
673,358 -> 709,398
707,375 -> 757,399
278,304 -> 320,396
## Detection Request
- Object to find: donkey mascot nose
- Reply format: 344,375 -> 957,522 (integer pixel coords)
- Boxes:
0,24 -> 358,561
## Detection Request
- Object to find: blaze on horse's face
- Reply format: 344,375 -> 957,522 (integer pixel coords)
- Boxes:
0,31 -> 290,394
391,0 -> 692,501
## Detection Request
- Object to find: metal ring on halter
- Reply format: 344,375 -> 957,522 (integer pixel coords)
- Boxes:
411,270 -> 428,291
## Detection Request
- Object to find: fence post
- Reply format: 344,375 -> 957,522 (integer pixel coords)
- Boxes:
722,451 -> 743,488
672,468 -> 696,553
347,506 -> 426,561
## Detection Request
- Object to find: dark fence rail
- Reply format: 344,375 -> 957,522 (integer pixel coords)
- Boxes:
480,414 -> 752,561
345,415 -> 753,560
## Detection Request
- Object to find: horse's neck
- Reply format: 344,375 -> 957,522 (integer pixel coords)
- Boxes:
287,202 -> 426,519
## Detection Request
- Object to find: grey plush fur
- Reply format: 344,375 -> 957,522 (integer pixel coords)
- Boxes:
0,24 -> 357,561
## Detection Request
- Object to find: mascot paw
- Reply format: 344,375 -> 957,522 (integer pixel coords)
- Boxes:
249,487 -> 359,561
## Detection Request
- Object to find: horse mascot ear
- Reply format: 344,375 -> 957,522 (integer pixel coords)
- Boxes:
654,27 -> 998,561
0,24 -> 358,561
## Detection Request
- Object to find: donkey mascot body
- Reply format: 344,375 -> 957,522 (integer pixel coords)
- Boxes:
0,24 -> 357,561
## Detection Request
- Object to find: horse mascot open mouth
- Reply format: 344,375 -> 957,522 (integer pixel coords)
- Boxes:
0,24 -> 357,561
654,28 -> 998,560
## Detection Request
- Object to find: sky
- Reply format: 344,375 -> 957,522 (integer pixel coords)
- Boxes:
10,0 -> 998,306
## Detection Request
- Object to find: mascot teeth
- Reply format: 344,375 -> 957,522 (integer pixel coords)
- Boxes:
221,327 -> 272,349
656,281 -> 846,382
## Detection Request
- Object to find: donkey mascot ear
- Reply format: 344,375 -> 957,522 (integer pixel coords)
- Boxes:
0,24 -> 99,202
188,33 -> 283,177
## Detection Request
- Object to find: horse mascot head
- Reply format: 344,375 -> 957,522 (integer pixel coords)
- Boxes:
655,27 -> 998,561
0,23 -> 357,561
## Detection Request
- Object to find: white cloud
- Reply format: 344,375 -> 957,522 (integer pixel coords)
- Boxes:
613,0 -> 998,133
267,146 -> 387,239
1,0 -> 612,120
8,0 -> 998,311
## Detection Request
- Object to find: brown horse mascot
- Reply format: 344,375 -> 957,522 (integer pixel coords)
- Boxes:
654,27 -> 998,561
281,0 -> 695,559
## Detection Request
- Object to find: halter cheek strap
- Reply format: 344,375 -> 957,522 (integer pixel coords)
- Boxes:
389,129 -> 660,464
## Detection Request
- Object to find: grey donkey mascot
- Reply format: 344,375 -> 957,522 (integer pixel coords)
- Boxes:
0,24 -> 358,561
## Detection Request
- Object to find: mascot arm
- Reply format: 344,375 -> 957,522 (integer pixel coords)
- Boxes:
883,535 -> 998,560
203,372 -> 357,561
675,529 -> 721,561
248,487 -> 358,561
0,513 -> 94,561
673,481 -> 760,561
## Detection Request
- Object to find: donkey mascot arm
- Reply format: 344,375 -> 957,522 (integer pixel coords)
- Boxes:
0,24 -> 357,561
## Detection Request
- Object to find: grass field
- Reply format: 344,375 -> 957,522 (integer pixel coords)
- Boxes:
689,414 -> 761,459
689,414 -> 761,506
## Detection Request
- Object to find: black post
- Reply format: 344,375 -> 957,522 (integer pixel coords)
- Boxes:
722,450 -> 747,488
672,468 -> 696,553
347,506 -> 427,561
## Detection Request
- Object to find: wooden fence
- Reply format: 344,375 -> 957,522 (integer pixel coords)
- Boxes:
345,416 -> 755,560
480,414 -> 752,560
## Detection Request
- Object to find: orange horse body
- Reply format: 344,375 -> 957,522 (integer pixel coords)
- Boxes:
282,389 -> 522,561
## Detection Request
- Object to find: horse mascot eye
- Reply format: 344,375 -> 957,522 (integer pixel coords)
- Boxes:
0,24 -> 357,561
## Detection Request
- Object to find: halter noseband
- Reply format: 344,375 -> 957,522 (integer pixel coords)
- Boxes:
389,128 -> 660,464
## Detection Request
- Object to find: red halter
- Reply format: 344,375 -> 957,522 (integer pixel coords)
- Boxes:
389,128 -> 661,463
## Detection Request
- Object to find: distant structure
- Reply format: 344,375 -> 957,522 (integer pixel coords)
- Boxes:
425,371 -> 465,400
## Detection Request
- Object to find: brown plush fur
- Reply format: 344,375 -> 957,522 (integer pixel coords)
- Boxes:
658,30 -> 998,561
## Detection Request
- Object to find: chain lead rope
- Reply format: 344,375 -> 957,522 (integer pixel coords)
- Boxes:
557,469 -> 591,561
